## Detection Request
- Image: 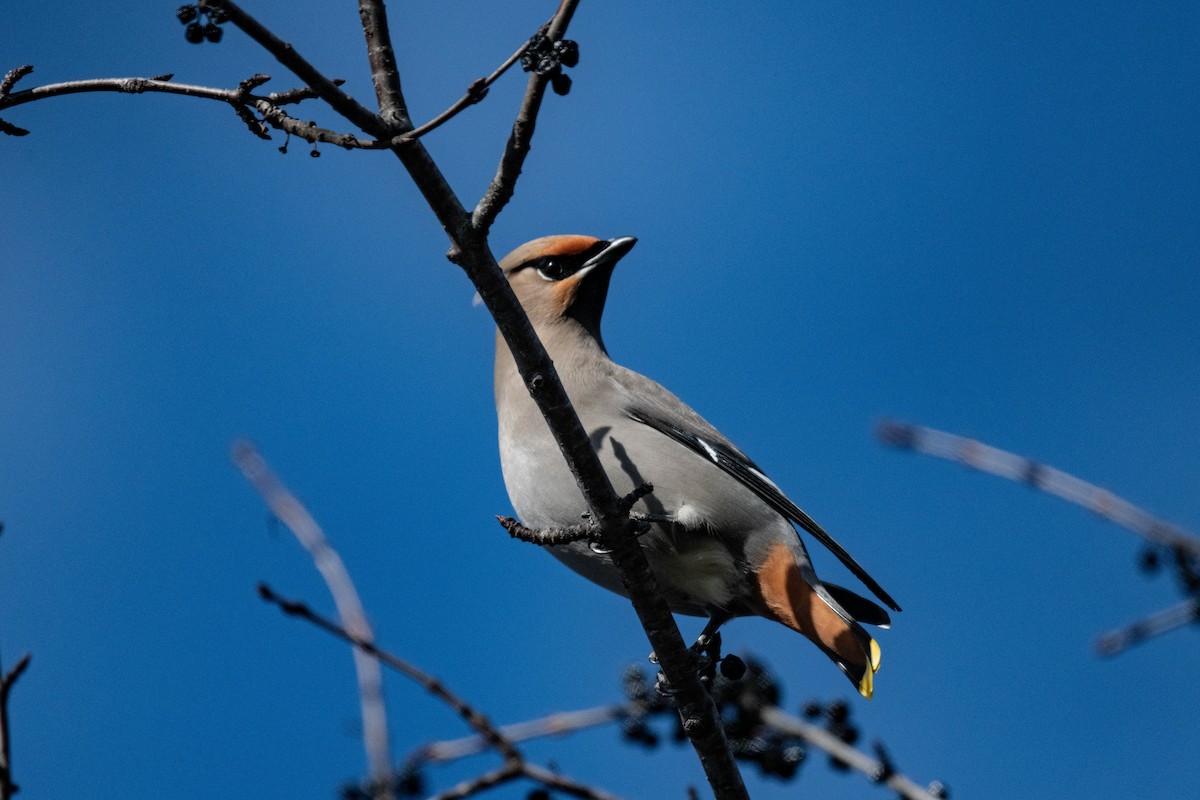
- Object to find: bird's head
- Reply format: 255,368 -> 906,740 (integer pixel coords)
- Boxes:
499,235 -> 637,340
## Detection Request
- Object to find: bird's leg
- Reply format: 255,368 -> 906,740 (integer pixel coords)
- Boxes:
691,614 -> 731,685
649,613 -> 736,695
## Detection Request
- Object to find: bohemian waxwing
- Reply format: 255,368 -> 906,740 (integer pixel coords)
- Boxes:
494,235 -> 900,698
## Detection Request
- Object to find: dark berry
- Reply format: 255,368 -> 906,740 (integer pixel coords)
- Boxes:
554,39 -> 580,68
184,22 -> 205,43
1139,548 -> 1160,574
550,71 -> 572,95
176,5 -> 197,24
527,791 -> 551,800
395,768 -> 423,797
827,699 -> 849,724
802,700 -> 822,719
204,22 -> 223,42
720,655 -> 746,680
208,6 -> 229,23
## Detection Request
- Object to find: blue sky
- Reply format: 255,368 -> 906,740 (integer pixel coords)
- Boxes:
2,2 -> 1199,798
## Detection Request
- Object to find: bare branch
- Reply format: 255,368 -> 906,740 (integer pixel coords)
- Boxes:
761,706 -> 945,800
497,515 -> 596,545
415,705 -> 629,764
267,78 -> 347,106
0,73 -> 380,147
0,65 -> 32,97
470,0 -> 581,236
257,584 -> 523,765
424,763 -> 522,800
0,652 -> 32,800
206,0 -> 388,137
356,0 -> 409,128
232,443 -> 393,799
522,762 -> 628,800
876,418 -> 1200,558
391,33 -> 539,145
1096,598 -> 1200,657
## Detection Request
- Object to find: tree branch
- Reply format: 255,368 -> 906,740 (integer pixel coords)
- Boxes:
0,73 -> 380,147
257,584 -> 523,765
0,652 -> 31,800
355,0 -> 410,128
761,706 -> 945,800
470,0 -> 581,236
207,0 -> 388,138
232,444 -> 394,800
391,33 -> 539,145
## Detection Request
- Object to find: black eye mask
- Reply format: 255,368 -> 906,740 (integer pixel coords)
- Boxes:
518,239 -> 610,281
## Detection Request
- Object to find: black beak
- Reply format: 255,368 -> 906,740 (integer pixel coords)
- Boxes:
580,236 -> 637,273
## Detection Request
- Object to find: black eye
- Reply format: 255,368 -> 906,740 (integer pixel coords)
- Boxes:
534,257 -> 572,281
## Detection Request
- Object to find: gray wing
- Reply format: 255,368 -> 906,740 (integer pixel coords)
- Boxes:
626,406 -> 901,613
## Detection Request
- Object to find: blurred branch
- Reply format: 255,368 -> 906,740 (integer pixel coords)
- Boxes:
1096,598 -> 1200,657
232,443 -> 393,800
0,652 -> 31,800
878,418 -> 1200,653
876,418 -> 1200,558
760,706 -> 944,800
256,583 -> 521,764
257,585 -> 626,800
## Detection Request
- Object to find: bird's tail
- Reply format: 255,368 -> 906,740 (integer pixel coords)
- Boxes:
755,544 -> 884,698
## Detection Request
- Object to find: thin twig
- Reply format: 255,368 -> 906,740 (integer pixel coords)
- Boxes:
470,0 -> 582,236
414,704 -> 630,764
522,762 -> 628,800
497,515 -> 597,545
424,763 -> 522,800
207,0 -> 387,137
1096,598 -> 1200,657
761,706 -> 944,800
876,418 -> 1200,558
232,443 -> 393,800
391,34 -> 540,145
0,74 -> 382,147
257,584 -> 523,765
0,652 -> 31,800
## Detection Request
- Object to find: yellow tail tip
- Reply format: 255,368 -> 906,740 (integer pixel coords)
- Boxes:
857,639 -> 882,699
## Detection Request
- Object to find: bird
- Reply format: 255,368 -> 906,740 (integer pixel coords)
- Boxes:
493,234 -> 900,698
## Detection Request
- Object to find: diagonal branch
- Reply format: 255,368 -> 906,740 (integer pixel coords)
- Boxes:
470,0 -> 581,236
207,0 -> 388,137
356,0 -> 410,129
232,444 -> 394,800
391,35 -> 539,145
0,652 -> 31,800
257,584 -> 523,765
876,419 -> 1200,558
761,706 -> 945,800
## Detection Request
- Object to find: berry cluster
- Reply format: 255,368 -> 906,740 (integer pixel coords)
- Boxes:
520,34 -> 580,96
176,4 -> 228,44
